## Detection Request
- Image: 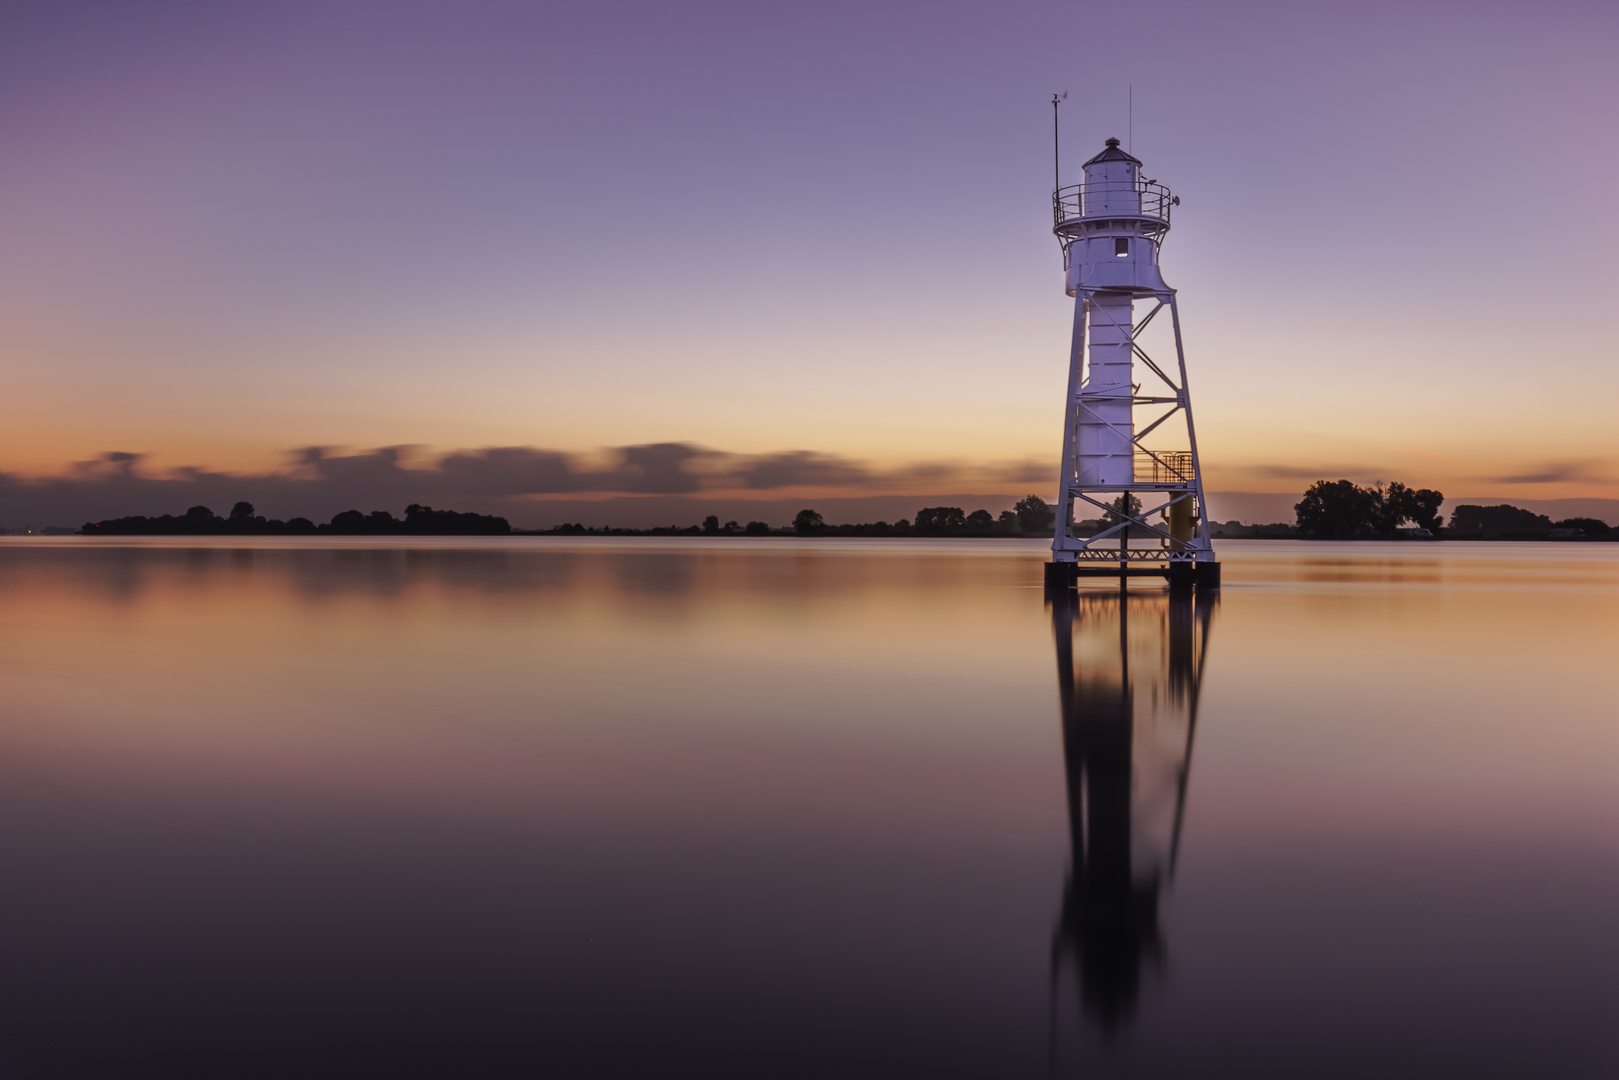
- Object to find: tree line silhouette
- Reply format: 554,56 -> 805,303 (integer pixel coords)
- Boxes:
547,488 -> 1610,539
70,490 -> 1610,540
541,497 -> 1061,537
1446,505 -> 1607,538
81,503 -> 511,536
1292,480 -> 1609,538
785,496 -> 1059,536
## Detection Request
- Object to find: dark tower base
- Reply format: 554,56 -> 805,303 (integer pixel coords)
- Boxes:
1046,560 -> 1220,595
1044,561 -> 1076,590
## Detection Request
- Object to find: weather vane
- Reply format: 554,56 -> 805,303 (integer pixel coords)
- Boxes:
1052,91 -> 1068,191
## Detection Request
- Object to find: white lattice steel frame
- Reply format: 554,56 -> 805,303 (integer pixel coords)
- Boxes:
1050,291 -> 1214,565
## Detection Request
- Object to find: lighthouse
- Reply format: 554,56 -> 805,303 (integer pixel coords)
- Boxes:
1044,135 -> 1218,592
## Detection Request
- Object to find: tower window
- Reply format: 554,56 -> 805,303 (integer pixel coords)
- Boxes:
1114,238 -> 1130,257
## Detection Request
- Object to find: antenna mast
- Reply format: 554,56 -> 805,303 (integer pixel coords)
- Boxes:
1052,92 -> 1067,191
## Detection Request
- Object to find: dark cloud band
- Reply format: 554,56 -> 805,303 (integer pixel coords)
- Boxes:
0,444 -> 1052,528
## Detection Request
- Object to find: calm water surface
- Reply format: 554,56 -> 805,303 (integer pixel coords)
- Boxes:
0,538 -> 1613,1077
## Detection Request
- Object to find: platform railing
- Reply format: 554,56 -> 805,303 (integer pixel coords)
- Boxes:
1052,180 -> 1176,230
1134,450 -> 1193,485
1072,546 -> 1177,562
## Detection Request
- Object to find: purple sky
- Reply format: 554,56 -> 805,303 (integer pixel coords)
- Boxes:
0,0 -> 1615,525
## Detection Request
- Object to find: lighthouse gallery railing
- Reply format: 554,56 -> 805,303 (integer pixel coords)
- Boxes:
1052,181 -> 1176,231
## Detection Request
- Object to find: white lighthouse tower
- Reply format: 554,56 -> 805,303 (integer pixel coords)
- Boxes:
1045,135 -> 1219,592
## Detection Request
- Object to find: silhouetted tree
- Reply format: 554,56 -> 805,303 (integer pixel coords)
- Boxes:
745,520 -> 771,535
1553,516 -> 1610,536
915,507 -> 966,532
702,515 -> 720,534
1295,480 -> 1381,537
998,509 -> 1019,531
1014,495 -> 1055,534
1098,493 -> 1144,539
224,500 -> 266,534
722,520 -> 740,533
1405,485 -> 1444,531
1449,504 -> 1553,535
400,504 -> 510,534
966,509 -> 995,531
793,509 -> 825,534
1296,480 -> 1445,536
1376,482 -> 1445,532
1104,493 -> 1143,524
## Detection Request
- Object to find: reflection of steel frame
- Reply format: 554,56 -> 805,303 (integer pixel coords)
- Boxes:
1047,585 -> 1216,1047
1051,291 -> 1216,570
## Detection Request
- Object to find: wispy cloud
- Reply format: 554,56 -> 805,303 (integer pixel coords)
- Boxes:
729,451 -> 873,490
1482,460 -> 1618,485
1245,464 -> 1377,480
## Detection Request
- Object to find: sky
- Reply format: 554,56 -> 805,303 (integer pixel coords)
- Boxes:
0,0 -> 1615,526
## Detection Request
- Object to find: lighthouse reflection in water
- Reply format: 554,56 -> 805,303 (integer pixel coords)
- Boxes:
1049,585 -> 1215,1043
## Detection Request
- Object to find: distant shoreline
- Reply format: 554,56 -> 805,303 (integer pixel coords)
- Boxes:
5,531 -> 1611,543
20,494 -> 1610,542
